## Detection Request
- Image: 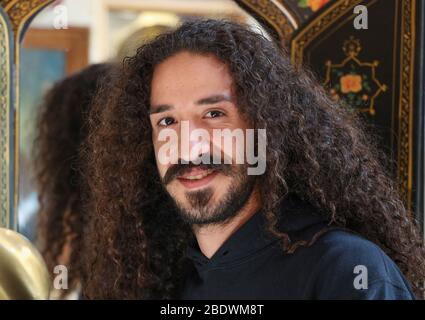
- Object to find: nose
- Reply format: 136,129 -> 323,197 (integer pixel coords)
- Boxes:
179,120 -> 211,164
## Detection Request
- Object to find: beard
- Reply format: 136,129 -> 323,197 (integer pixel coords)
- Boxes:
163,163 -> 256,226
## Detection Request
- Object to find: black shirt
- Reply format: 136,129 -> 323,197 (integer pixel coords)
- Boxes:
181,193 -> 415,300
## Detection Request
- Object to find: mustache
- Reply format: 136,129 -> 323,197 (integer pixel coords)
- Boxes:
162,157 -> 232,185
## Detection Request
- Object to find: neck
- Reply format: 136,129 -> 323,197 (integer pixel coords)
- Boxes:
192,187 -> 262,259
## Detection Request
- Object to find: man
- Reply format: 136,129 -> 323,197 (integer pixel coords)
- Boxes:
82,19 -> 424,299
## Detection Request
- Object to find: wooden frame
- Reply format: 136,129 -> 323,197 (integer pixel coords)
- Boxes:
21,27 -> 88,75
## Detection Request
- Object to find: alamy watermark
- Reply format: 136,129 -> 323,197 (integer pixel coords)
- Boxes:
156,121 -> 267,175
53,4 -> 68,30
353,5 -> 368,30
53,265 -> 68,290
353,265 -> 368,290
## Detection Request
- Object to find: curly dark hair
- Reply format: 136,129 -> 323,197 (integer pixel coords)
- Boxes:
34,63 -> 115,295
83,19 -> 425,299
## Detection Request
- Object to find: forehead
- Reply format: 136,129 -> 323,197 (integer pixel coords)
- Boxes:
150,51 -> 234,106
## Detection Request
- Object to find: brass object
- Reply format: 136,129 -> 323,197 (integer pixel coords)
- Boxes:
0,227 -> 50,299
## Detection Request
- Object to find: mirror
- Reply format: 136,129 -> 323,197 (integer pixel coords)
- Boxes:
16,0 -> 271,298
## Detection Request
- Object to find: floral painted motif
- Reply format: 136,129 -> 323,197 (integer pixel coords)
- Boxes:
340,74 -> 362,93
298,0 -> 330,12
324,37 -> 387,116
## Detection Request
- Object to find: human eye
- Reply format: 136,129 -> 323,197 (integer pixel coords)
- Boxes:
204,110 -> 225,119
158,117 -> 176,127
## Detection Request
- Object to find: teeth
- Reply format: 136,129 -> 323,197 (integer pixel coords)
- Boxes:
184,169 -> 214,180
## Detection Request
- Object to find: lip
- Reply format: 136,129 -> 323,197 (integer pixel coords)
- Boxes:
177,169 -> 219,189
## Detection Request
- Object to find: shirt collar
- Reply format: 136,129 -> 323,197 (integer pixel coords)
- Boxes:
185,193 -> 329,272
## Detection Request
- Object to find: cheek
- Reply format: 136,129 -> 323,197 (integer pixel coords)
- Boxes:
152,139 -> 167,177
155,158 -> 168,179
211,173 -> 232,189
154,138 -> 179,172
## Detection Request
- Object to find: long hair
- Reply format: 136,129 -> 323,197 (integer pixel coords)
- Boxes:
34,63 -> 114,295
83,19 -> 425,299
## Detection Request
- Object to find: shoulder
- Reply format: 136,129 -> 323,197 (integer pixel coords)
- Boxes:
305,229 -> 416,299
314,229 -> 389,269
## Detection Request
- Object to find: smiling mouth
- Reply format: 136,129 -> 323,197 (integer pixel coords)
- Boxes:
177,168 -> 218,189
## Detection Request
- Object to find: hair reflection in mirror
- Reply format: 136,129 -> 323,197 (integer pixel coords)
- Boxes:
34,63 -> 116,298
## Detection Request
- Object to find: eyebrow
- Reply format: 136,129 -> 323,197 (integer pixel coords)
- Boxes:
196,94 -> 232,105
149,104 -> 172,115
149,94 -> 232,115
